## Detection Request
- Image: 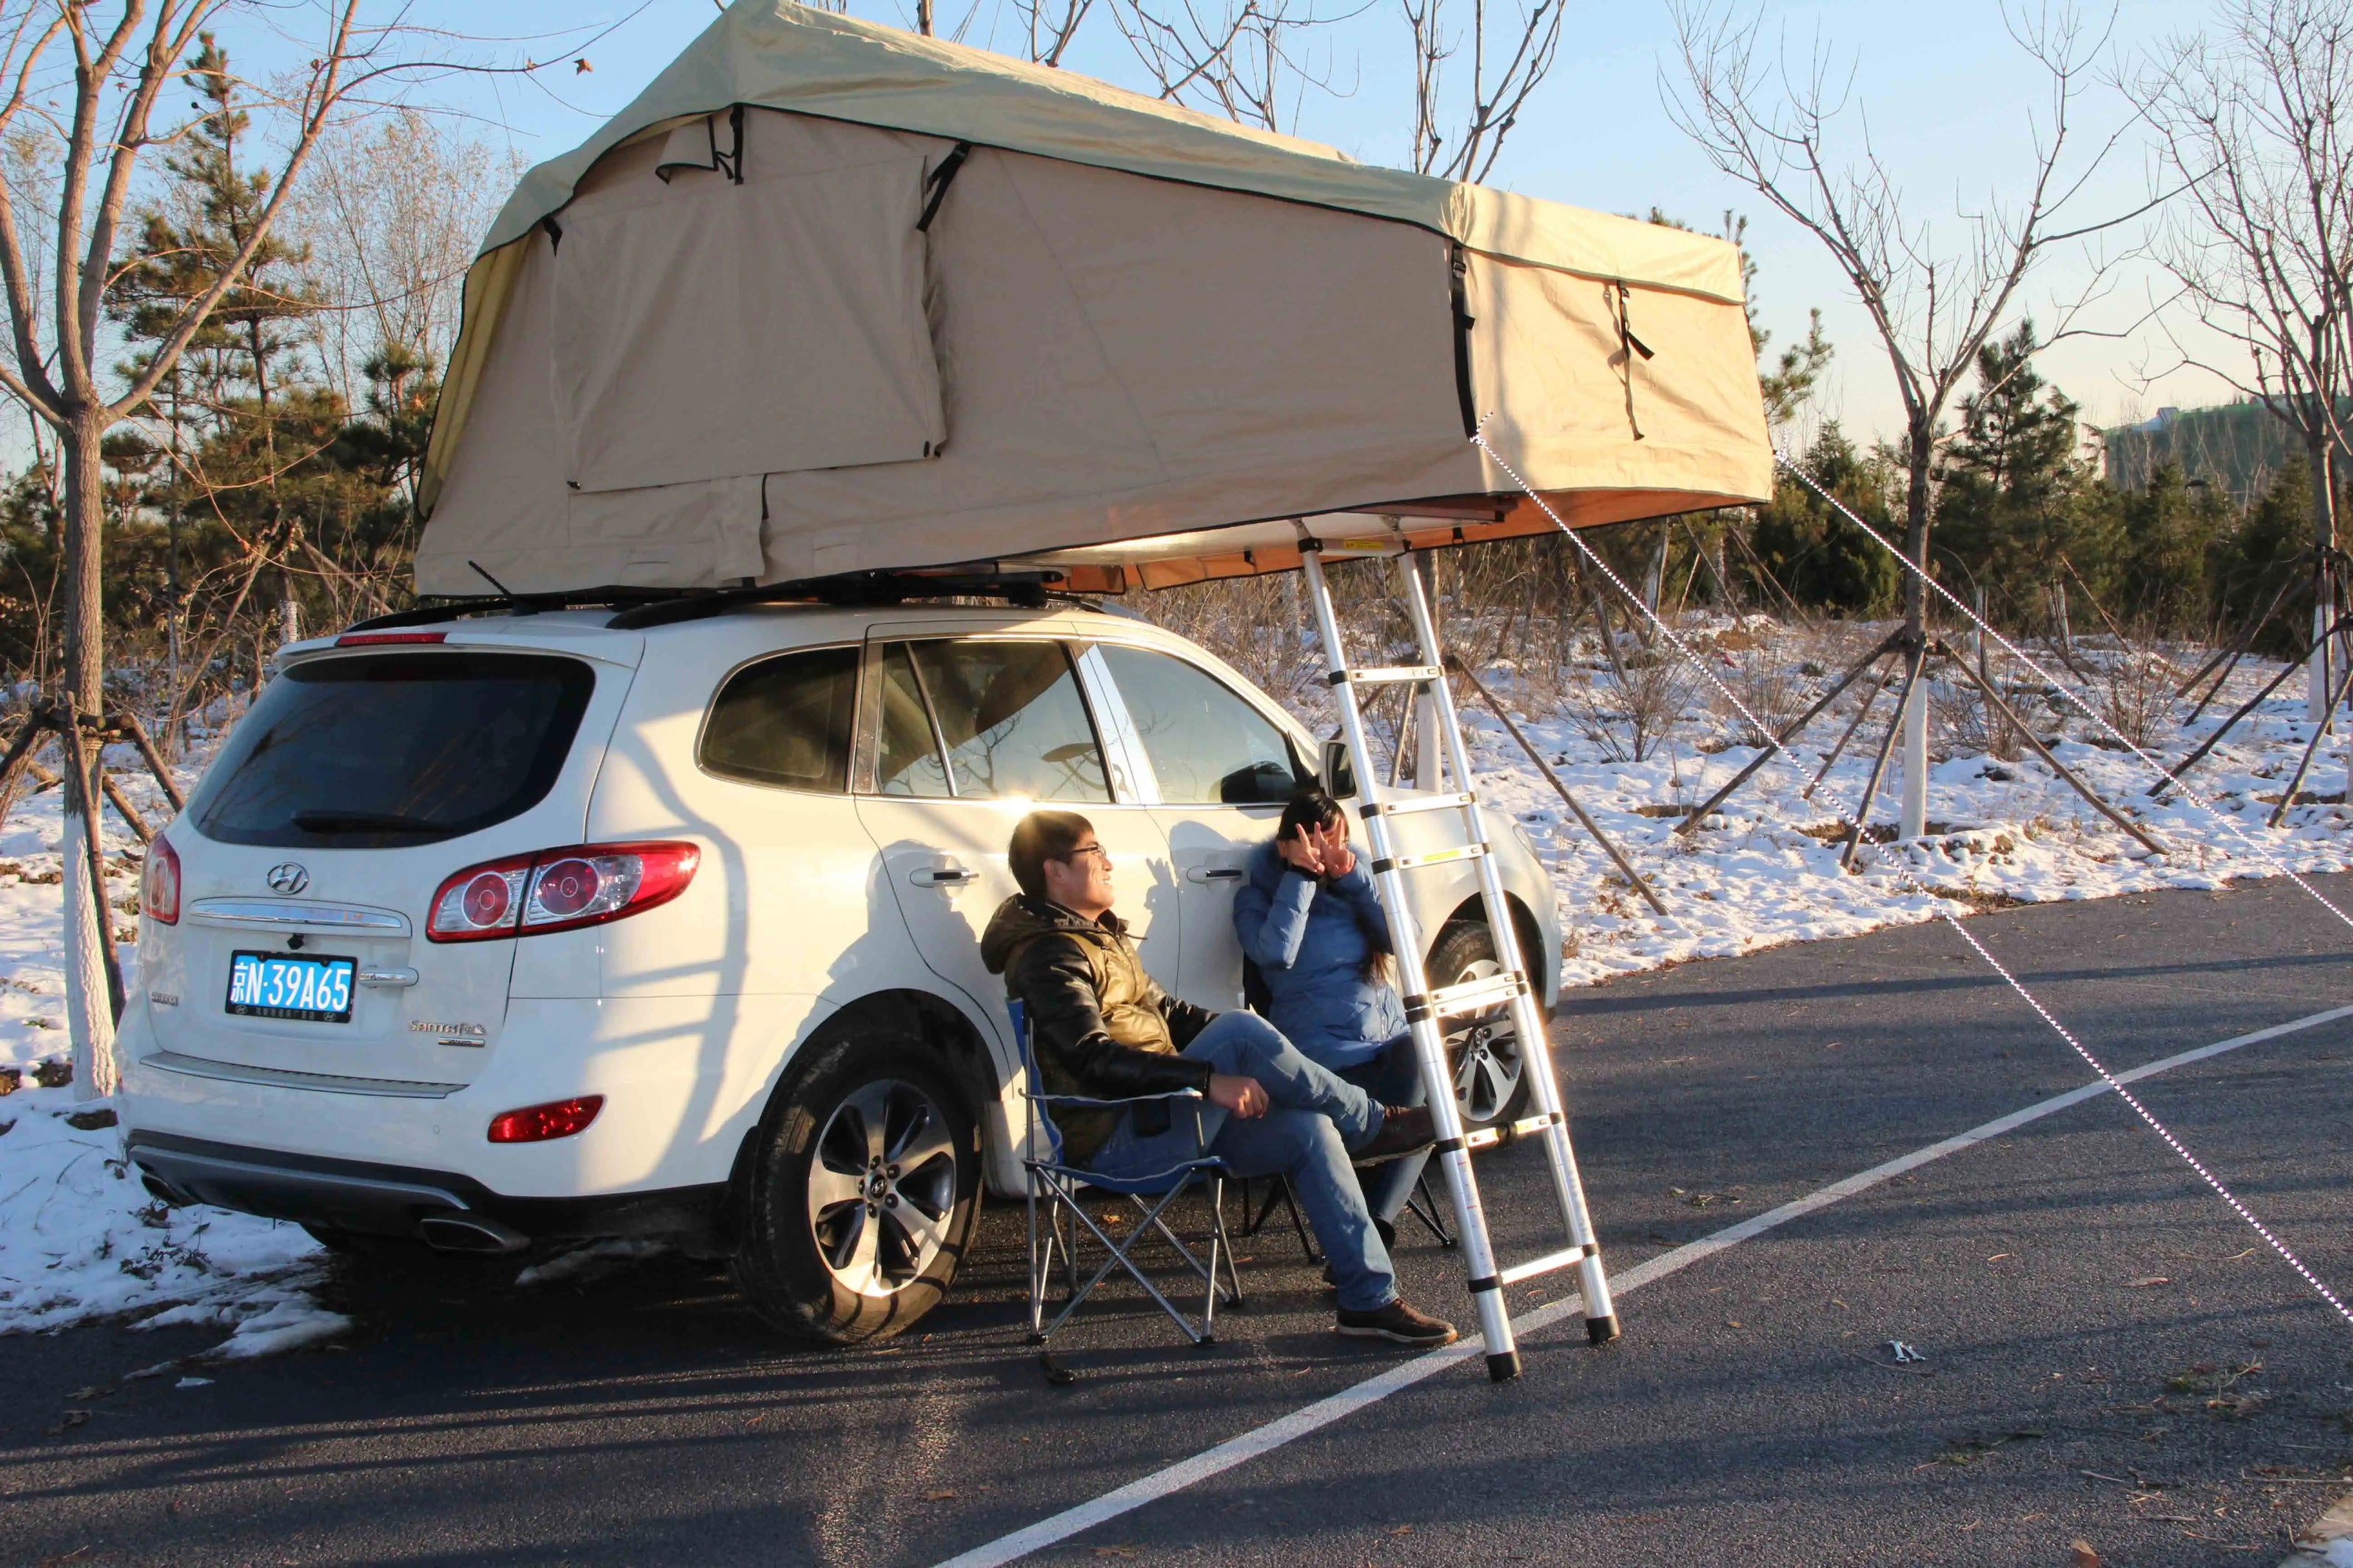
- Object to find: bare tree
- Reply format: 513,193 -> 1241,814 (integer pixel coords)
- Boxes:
2133,0 -> 2353,715
1665,1 -> 2144,837
1404,0 -> 1562,179
0,1 -> 532,1095
290,108 -> 515,416
1107,0 -> 1354,132
1009,0 -> 1096,65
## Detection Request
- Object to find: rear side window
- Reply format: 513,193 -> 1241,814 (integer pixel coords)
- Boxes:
701,645 -> 860,792
192,653 -> 595,849
1096,645 -> 1309,804
876,639 -> 1110,802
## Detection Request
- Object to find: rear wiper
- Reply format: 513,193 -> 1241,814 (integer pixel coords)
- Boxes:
292,809 -> 436,833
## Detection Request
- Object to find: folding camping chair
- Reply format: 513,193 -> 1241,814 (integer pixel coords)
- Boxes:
1013,1001 -> 1244,1358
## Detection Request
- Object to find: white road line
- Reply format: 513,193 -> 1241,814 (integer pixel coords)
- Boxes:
934,1003 -> 2353,1568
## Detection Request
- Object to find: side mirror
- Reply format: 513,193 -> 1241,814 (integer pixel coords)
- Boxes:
1321,738 -> 1358,800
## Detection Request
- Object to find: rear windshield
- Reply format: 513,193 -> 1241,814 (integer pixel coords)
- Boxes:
192,652 -> 596,849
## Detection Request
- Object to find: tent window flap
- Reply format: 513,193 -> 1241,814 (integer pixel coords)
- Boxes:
551,155 -> 944,495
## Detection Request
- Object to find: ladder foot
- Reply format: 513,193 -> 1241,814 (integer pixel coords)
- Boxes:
1485,1349 -> 1522,1382
1585,1314 -> 1621,1347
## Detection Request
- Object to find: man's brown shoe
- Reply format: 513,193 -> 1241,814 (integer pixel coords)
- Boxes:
1336,1298 -> 1458,1347
1354,1104 -> 1435,1162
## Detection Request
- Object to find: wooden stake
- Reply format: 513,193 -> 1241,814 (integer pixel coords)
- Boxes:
109,708 -> 185,815
1444,655 -> 1669,917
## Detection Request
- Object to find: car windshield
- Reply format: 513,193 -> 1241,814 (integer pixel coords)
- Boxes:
191,651 -> 595,848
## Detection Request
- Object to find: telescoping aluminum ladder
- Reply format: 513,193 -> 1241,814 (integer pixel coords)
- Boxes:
1299,534 -> 1619,1381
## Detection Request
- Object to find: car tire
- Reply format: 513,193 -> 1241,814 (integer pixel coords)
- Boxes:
732,1023 -> 982,1345
1426,921 -> 1534,1134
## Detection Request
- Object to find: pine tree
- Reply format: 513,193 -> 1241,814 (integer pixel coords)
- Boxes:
1746,424 -> 1901,615
1931,321 -> 2108,608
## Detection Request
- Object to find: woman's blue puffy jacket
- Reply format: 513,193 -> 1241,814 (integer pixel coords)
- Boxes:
1232,840 -> 1407,1069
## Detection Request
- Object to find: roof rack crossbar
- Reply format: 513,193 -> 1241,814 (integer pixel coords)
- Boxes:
345,586 -> 693,633
339,570 -> 1065,640
604,568 -> 1064,631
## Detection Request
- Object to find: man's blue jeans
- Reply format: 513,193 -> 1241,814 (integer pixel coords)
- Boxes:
1084,1012 -> 1397,1312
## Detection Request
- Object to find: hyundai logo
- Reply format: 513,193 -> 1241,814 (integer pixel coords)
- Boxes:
265,863 -> 310,895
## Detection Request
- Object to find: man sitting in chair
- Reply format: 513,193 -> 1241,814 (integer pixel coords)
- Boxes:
981,809 -> 1457,1347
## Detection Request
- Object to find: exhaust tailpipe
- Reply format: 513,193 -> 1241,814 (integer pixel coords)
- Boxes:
140,1170 -> 196,1208
418,1213 -> 530,1255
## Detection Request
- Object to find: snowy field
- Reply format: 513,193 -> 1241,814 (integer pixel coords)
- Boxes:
1452,621 -> 2353,989
3,620 -> 2349,1351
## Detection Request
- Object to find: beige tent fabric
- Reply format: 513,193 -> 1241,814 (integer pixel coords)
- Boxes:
416,216 -> 768,590
479,0 -> 1745,302
414,7 -> 1772,596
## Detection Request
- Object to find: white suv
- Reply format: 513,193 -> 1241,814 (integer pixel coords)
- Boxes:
119,595 -> 1561,1343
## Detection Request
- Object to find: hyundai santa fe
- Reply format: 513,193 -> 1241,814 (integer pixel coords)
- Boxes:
119,598 -> 1563,1343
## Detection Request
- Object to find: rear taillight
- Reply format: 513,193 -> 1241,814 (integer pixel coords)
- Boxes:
426,842 -> 699,942
143,837 -> 180,925
487,1095 -> 603,1143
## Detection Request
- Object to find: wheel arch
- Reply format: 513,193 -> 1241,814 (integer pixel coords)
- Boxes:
1435,892 -> 1554,1019
721,987 -> 1003,1249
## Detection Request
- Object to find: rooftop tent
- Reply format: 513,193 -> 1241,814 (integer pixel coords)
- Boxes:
413,0 -> 1771,598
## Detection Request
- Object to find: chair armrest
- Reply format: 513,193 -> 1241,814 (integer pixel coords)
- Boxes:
1034,1089 -> 1205,1110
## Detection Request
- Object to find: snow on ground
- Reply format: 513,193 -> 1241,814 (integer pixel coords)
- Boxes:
0,722 -> 334,1353
1446,620 -> 2353,986
4,620 -> 2349,1347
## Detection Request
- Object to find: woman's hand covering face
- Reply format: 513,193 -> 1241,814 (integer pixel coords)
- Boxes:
1277,830 -> 1325,876
1315,820 -> 1354,879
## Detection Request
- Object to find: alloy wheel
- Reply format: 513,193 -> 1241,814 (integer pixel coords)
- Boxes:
804,1078 -> 960,1299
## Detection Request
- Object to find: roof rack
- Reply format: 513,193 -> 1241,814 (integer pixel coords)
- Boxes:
607,568 -> 1063,630
343,585 -> 688,633
342,569 -> 1068,637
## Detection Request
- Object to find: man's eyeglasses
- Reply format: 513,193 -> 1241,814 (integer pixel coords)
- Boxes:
1057,843 -> 1110,864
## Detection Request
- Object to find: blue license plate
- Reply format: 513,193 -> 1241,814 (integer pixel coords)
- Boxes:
225,951 -> 357,1023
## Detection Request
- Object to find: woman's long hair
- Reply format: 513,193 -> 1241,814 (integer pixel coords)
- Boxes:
1279,787 -> 1396,987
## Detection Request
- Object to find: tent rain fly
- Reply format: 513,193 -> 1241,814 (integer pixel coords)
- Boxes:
413,0 -> 1771,598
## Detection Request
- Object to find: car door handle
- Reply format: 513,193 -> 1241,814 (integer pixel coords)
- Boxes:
1185,867 -> 1245,884
910,866 -> 978,887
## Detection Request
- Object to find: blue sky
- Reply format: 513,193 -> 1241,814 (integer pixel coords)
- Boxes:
320,0 -> 2239,445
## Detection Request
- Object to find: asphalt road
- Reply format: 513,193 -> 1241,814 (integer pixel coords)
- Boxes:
8,876 -> 2353,1567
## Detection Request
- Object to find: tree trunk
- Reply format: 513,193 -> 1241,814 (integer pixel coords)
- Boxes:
1901,423 -> 1932,840
60,409 -> 117,1100
2308,426 -> 2338,723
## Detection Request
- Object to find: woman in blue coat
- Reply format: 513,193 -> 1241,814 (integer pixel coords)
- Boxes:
1233,787 -> 1429,1239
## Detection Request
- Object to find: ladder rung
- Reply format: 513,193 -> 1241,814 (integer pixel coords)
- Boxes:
1329,664 -> 1443,687
1402,970 -> 1527,1023
1362,792 -> 1475,818
1446,1111 -> 1563,1155
1496,1245 -> 1595,1288
1371,842 -> 1488,874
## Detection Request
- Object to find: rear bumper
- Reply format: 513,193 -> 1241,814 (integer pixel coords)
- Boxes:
126,1131 -> 727,1253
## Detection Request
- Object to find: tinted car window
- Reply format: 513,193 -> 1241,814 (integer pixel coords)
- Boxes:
701,645 -> 859,792
900,640 -> 1109,802
1096,645 -> 1307,804
193,653 -> 594,848
876,642 -> 953,798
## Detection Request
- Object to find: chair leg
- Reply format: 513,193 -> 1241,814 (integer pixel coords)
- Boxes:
1405,1167 -> 1457,1247
1202,1176 -> 1223,1340
1242,1175 -> 1276,1236
1040,1178 -> 1215,1345
1026,1170 -> 1048,1342
1210,1176 -> 1244,1310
